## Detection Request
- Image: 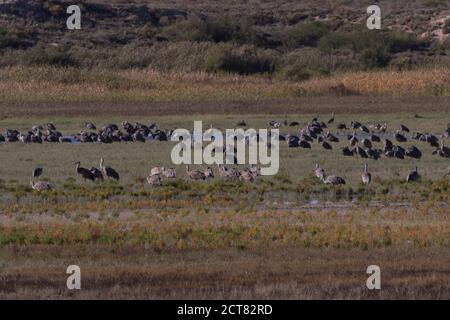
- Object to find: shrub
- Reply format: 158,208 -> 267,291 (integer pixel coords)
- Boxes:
16,46 -> 79,67
0,27 -> 9,48
160,15 -> 213,42
317,32 -> 350,52
159,15 -> 274,48
0,27 -> 33,49
386,32 -> 425,53
204,44 -> 277,74
284,21 -> 330,48
359,45 -> 391,68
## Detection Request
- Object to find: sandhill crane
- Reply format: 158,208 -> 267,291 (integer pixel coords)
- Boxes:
204,167 -> 214,179
405,146 -> 422,159
314,163 -> 325,180
75,161 -> 95,182
318,137 -> 332,150
299,140 -> 311,148
322,175 -> 346,185
218,164 -> 233,178
147,173 -> 162,186
186,165 -> 206,180
361,163 -> 371,185
362,138 -> 372,149
267,120 -> 281,128
349,131 -> 358,146
395,130 -> 407,143
366,148 -> 381,160
326,131 -> 339,143
30,180 -> 52,191
249,164 -> 261,177
33,167 -> 43,178
356,145 -> 368,158
400,124 -> 410,132
90,167 -> 104,181
150,166 -> 165,176
327,112 -> 335,124
447,165 -> 450,176
342,146 -> 354,156
100,158 -> 120,181
383,139 -> 393,151
239,168 -> 255,182
371,133 -> 381,142
432,141 -> 450,158
351,121 -> 362,129
162,168 -> 176,179
84,122 -> 96,130
406,166 -> 420,183
360,125 -> 369,133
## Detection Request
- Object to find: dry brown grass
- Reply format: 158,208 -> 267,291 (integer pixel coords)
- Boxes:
299,68 -> 450,96
0,246 -> 448,299
1,66 -> 450,106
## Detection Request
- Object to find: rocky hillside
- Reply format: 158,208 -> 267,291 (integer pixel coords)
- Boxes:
0,0 -> 449,76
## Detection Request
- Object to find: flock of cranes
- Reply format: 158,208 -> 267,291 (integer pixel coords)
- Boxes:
29,160 -> 446,191
313,162 -> 426,185
29,162 -> 263,190
0,121 -> 170,144
1,118 -> 449,156
5,116 -> 449,192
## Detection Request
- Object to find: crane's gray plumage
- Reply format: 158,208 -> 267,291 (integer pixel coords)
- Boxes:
90,167 -> 104,181
406,166 -> 420,183
100,158 -> 120,181
322,175 -> 346,185
361,163 -> 371,185
75,161 -> 95,182
33,167 -> 43,178
147,173 -> 162,186
314,163 -> 325,180
30,180 -> 52,191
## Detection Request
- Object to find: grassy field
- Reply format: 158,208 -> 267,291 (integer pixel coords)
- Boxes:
0,0 -> 449,301
0,65 -> 449,299
1,246 -> 448,299
0,109 -> 449,299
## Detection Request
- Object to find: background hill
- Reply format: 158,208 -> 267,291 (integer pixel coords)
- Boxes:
1,0 -> 450,78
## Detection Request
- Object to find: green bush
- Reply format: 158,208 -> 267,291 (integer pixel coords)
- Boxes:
205,44 -> 277,74
0,27 -> 9,48
359,45 -> 391,68
284,21 -> 330,48
0,27 -> 32,49
159,15 -> 275,48
160,15 -> 213,42
348,30 -> 423,69
317,32 -> 350,52
16,46 -> 79,67
386,32 -> 424,53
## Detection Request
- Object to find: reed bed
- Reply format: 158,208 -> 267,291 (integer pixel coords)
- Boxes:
1,66 -> 450,104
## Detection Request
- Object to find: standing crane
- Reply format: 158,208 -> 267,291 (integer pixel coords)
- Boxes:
75,161 -> 95,182
100,158 -> 120,181
361,163 -> 371,185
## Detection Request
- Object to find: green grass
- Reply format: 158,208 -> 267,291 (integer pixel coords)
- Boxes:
0,112 -> 448,214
